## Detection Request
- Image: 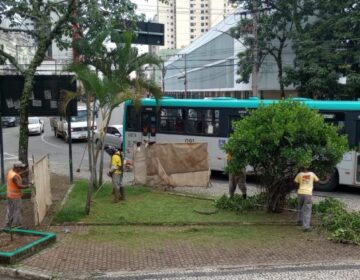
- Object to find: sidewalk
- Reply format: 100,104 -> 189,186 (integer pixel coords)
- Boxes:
15,224 -> 360,279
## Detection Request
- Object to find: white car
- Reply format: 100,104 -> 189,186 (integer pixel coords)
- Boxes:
28,117 -> 44,135
94,124 -> 123,149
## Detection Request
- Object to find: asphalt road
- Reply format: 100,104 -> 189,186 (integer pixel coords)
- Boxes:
2,106 -> 124,179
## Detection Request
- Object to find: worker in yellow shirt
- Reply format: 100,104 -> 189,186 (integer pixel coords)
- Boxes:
294,167 -> 319,231
109,148 -> 124,202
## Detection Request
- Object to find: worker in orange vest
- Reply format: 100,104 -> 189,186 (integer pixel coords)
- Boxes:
5,161 -> 33,228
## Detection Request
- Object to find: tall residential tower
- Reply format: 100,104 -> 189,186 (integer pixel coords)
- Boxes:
158,0 -> 234,50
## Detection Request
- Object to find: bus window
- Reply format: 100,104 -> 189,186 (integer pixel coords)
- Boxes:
159,108 -> 184,133
203,109 -> 219,135
322,113 -> 346,135
141,112 -> 156,136
126,106 -> 139,131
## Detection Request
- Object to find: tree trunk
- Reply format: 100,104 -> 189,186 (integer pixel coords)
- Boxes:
85,95 -> 94,215
98,110 -> 112,186
19,71 -> 36,164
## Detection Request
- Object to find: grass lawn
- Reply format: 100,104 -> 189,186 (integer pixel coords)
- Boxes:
54,181 -> 295,225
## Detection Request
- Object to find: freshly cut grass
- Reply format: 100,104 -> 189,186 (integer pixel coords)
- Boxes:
54,181 -> 292,225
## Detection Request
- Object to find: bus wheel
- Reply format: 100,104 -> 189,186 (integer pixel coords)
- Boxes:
314,169 -> 338,192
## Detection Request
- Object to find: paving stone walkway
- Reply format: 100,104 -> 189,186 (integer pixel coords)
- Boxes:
17,225 -> 360,279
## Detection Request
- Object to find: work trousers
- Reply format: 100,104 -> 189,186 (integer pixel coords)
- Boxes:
5,198 -> 22,227
298,194 -> 312,230
112,173 -> 123,201
229,169 -> 247,198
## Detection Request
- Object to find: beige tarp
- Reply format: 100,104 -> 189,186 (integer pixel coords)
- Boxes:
32,155 -> 52,225
134,143 -> 210,188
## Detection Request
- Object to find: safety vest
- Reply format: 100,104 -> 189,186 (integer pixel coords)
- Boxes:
7,169 -> 22,199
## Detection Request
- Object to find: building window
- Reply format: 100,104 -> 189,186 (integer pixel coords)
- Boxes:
190,22 -> 195,26
201,4 -> 204,7
201,16 -> 204,20
201,29 -> 204,32
191,29 -> 195,33
201,23 -> 204,26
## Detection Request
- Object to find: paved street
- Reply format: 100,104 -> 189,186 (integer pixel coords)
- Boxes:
94,263 -> 360,280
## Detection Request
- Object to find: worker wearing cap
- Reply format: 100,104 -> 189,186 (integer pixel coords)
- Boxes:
4,161 -> 33,228
109,149 -> 124,202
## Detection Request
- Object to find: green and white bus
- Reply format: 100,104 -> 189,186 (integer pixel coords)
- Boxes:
123,97 -> 360,191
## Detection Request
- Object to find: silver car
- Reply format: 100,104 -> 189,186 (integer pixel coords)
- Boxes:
28,117 -> 44,135
94,124 -> 123,149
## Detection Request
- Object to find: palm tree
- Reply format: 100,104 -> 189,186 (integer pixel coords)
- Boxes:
68,32 -> 162,214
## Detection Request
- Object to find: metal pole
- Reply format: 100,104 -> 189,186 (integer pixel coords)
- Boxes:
251,0 -> 259,98
67,114 -> 73,183
184,53 -> 187,99
162,62 -> 165,94
0,92 -> 5,185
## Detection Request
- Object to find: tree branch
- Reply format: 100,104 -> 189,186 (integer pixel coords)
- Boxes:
0,48 -> 25,74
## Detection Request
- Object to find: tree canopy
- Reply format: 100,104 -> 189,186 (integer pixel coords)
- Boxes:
231,0 -> 360,99
223,100 -> 348,212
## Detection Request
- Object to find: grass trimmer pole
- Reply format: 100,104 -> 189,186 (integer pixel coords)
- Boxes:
76,144 -> 87,173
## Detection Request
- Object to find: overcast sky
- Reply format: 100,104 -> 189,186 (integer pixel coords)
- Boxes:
131,0 -> 158,20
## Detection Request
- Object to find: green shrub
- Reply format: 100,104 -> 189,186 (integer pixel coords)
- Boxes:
215,193 -> 266,212
315,198 -> 360,245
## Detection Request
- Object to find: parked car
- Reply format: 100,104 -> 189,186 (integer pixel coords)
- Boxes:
28,117 -> 44,135
1,116 -> 17,127
94,125 -> 123,149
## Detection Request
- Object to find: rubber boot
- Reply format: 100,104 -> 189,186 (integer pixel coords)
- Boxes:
119,188 -> 125,201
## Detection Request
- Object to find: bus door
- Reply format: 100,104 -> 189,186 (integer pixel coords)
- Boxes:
141,110 -> 157,143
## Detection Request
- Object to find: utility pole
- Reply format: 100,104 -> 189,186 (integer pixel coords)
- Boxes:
184,53 -> 188,99
251,0 -> 259,97
162,61 -> 165,94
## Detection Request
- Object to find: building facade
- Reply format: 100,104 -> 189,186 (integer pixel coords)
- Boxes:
158,0 -> 234,50
0,17 -> 73,76
163,7 -> 297,99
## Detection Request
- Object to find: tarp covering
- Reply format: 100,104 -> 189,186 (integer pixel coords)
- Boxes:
134,143 -> 210,188
32,155 -> 52,225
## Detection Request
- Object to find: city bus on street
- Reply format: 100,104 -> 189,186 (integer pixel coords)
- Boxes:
123,97 -> 360,191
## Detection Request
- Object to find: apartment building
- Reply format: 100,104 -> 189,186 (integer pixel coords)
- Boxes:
158,0 -> 234,50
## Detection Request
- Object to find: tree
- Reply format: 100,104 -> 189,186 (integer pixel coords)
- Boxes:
284,0 -> 360,99
68,32 -> 162,214
74,30 -> 162,187
0,0 -> 79,164
0,0 -> 147,165
231,0 -> 314,98
223,100 -> 348,212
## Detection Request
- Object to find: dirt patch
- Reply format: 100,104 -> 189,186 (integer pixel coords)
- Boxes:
0,232 -> 40,252
0,173 -> 71,229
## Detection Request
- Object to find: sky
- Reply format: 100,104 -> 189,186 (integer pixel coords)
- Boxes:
131,0 -> 158,20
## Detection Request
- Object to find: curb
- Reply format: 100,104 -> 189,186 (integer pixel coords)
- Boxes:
90,260 -> 360,279
0,266 -> 52,279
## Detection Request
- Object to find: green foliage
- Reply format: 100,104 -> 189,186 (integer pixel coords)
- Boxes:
284,0 -> 360,99
224,100 -> 348,212
215,193 -> 266,212
315,198 -> 360,245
